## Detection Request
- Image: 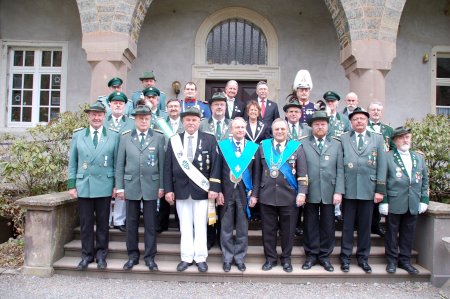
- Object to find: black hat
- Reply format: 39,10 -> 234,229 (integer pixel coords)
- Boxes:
131,105 -> 152,116
84,102 -> 106,113
107,77 -> 123,87
307,111 -> 329,126
208,92 -> 227,105
181,106 -> 202,119
139,71 -> 156,81
348,107 -> 370,120
283,98 -> 303,112
392,126 -> 411,139
107,91 -> 128,103
323,91 -> 340,101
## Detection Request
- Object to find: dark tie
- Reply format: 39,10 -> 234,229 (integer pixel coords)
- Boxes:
261,100 -> 266,118
93,130 -> 98,148
318,138 -> 323,153
216,120 -> 222,140
330,115 -> 335,123
276,143 -> 281,153
358,133 -> 364,151
236,141 -> 241,153
140,132 -> 145,147
291,124 -> 298,139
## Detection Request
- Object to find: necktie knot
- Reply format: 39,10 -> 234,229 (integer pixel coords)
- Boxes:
318,138 -> 324,152
276,143 -> 281,153
236,141 -> 241,152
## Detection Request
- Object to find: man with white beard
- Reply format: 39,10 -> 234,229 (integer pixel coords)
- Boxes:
379,127 -> 429,275
342,92 -> 360,116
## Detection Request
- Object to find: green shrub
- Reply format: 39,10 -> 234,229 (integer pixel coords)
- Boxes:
405,114 -> 450,203
0,105 -> 88,196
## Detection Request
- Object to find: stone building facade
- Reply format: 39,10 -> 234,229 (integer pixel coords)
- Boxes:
0,0 -> 449,131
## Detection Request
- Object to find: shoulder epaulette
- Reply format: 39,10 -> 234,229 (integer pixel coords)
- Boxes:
203,131 -> 215,136
73,127 -> 84,133
153,129 -> 164,135
415,150 -> 425,156
122,129 -> 132,135
109,128 -> 119,133
331,136 -> 342,142
298,136 -> 308,140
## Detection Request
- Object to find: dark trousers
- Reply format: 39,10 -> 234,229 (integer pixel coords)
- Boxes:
78,196 -> 111,261
385,211 -> 418,265
296,206 -> 304,228
207,206 -> 221,247
158,196 -> 179,230
303,203 -> 335,262
260,203 -> 298,264
220,190 -> 249,264
126,199 -> 157,262
340,199 -> 373,263
372,202 -> 382,231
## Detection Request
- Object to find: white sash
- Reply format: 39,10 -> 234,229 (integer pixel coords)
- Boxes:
170,134 -> 210,192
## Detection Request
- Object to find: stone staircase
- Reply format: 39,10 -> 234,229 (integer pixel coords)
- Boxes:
53,217 -> 431,283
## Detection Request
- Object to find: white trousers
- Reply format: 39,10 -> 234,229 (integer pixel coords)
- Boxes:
176,197 -> 208,263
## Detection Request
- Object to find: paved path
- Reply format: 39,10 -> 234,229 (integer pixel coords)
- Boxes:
0,270 -> 448,299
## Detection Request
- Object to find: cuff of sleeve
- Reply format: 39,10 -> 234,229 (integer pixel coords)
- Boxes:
421,196 -> 430,204
116,189 -> 124,193
375,182 -> 386,194
67,179 -> 76,189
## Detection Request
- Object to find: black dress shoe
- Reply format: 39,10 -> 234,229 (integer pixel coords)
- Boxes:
340,262 -> 350,272
358,261 -> 372,273
97,259 -> 107,270
76,258 -> 93,270
398,263 -> 419,275
123,259 -> 138,270
302,259 -> 317,270
196,262 -> 208,272
386,262 -> 396,273
295,227 -> 304,236
114,225 -> 127,233
319,260 -> 334,272
262,261 -> 277,271
236,263 -> 246,272
176,261 -> 193,272
371,227 -> 386,237
282,262 -> 293,273
145,260 -> 159,271
223,262 -> 232,272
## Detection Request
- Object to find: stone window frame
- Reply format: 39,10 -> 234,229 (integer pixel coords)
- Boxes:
0,40 -> 68,130
431,46 -> 450,116
192,7 -> 280,101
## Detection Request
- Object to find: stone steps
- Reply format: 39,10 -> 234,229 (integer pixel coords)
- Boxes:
53,256 -> 430,283
74,227 -> 386,246
62,239 -> 417,264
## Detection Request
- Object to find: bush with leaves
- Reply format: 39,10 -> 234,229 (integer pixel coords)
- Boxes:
0,105 -> 88,196
405,114 -> 450,203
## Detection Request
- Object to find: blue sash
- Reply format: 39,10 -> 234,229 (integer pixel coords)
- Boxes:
219,139 -> 259,219
261,139 -> 301,193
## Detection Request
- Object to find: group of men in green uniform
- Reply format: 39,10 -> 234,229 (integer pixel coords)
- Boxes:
68,71 -> 429,276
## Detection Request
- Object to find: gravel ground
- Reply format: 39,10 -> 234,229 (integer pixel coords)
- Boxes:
0,272 -> 448,299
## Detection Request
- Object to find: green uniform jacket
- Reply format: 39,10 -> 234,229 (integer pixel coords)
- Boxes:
367,121 -> 395,151
383,150 -> 429,215
103,114 -> 135,133
115,129 -> 165,201
68,127 -> 119,198
327,112 -> 350,138
341,130 -> 387,200
199,117 -> 232,141
301,135 -> 345,204
150,109 -> 169,130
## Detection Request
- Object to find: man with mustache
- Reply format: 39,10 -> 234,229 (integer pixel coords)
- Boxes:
342,92 -> 360,117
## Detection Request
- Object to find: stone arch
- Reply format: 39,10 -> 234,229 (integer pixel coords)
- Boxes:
192,6 -> 280,100
194,6 -> 279,66
323,0 -> 406,49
